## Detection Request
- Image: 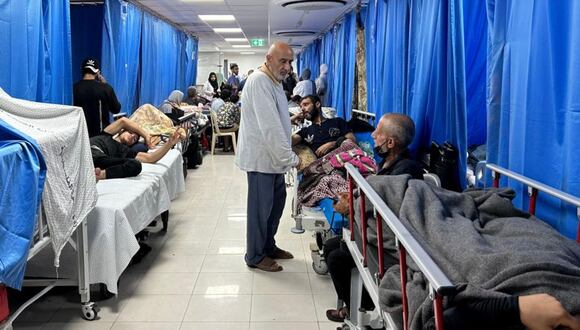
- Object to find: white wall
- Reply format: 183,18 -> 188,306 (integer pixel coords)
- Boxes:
196,52 -> 265,86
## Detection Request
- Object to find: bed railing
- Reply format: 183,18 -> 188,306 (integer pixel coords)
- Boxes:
345,163 -> 455,330
481,162 -> 580,243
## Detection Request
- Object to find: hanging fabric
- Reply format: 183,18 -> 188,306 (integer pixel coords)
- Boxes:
487,0 -> 580,239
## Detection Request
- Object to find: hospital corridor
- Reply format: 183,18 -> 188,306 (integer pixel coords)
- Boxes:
2,0 -> 580,329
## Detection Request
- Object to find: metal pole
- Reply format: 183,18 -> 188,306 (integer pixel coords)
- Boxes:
398,241 -> 409,330
360,190 -> 367,267
376,212 -> 384,278
348,176 -> 355,241
528,187 -> 538,215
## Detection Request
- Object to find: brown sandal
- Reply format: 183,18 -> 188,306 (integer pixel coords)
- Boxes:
248,256 -> 283,272
326,307 -> 348,323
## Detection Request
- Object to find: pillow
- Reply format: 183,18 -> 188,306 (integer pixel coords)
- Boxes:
293,144 -> 317,171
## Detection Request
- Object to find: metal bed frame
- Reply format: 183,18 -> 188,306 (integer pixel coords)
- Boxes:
0,205 -> 96,330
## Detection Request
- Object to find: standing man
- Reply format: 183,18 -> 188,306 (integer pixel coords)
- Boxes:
73,58 -> 121,137
236,42 -> 300,272
227,63 -> 240,94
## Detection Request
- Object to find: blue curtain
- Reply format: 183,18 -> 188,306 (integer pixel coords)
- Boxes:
0,0 -> 72,104
487,0 -> 580,239
71,4 -> 104,83
139,12 -> 182,107
297,41 -> 320,81
320,31 -> 335,103
185,36 -> 199,89
463,0 -> 487,146
363,0 -> 468,189
329,12 -> 356,119
101,0 -> 142,115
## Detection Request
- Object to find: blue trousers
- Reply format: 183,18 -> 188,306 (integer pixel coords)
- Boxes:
245,172 -> 286,265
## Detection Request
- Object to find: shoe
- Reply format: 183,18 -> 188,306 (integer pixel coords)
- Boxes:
326,307 -> 348,323
268,247 -> 294,259
248,256 -> 283,272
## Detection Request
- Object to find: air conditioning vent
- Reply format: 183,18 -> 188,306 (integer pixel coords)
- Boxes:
277,0 -> 348,11
274,30 -> 316,37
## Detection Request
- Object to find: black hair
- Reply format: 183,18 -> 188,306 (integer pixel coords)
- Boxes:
229,94 -> 240,104
220,89 -> 232,100
301,94 -> 321,106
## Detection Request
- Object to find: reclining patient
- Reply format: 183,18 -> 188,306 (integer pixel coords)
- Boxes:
291,95 -> 355,157
91,117 -> 180,180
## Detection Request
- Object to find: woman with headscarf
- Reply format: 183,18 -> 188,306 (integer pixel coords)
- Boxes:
158,90 -> 184,114
316,64 -> 328,106
203,72 -> 219,101
292,68 -> 315,98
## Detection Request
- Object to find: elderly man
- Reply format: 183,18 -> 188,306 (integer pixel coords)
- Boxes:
292,94 -> 356,157
236,42 -> 300,272
326,113 -> 423,322
91,117 -> 180,180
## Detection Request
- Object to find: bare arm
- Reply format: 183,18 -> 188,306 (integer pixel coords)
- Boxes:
519,294 -> 580,330
345,132 -> 356,143
103,117 -> 153,147
135,131 -> 180,164
292,134 -> 302,146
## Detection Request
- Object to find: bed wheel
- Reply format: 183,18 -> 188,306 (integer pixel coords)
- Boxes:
312,260 -> 328,275
81,302 -> 100,321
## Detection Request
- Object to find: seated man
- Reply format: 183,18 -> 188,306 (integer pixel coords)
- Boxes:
291,95 -> 356,157
91,117 -> 180,180
326,113 -> 423,322
184,86 -> 207,106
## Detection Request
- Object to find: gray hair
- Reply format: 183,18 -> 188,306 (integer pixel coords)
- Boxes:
381,113 -> 415,148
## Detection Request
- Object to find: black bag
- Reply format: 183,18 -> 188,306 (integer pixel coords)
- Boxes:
429,141 -> 461,192
184,134 -> 203,168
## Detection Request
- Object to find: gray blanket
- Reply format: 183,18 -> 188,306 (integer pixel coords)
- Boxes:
354,175 -> 580,330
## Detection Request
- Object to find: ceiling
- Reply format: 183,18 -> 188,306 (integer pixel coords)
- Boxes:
132,0 -> 359,54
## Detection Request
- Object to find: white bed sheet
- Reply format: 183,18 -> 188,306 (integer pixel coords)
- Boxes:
25,150 -> 185,294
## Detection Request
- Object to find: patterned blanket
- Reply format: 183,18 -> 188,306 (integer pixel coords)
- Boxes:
130,104 -> 186,140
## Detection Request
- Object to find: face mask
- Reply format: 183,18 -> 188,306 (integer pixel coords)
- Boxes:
374,142 -> 389,158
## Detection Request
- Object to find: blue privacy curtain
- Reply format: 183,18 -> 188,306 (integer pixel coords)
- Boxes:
139,12 -> 181,107
329,12 -> 356,119
184,36 -> 199,89
320,31 -> 335,103
297,40 -> 321,82
0,0 -> 72,104
463,0 -> 487,146
71,4 -> 104,82
364,0 -> 468,189
487,0 -> 580,239
101,0 -> 142,115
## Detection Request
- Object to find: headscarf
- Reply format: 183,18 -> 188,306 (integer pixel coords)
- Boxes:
208,72 -> 219,91
167,90 -> 184,105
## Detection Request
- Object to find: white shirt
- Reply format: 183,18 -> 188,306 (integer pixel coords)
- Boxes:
293,80 -> 314,97
235,70 -> 299,174
203,81 -> 215,100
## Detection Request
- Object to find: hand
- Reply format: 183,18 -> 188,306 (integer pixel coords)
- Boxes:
315,142 -> 335,157
519,294 -> 580,330
168,130 -> 181,147
97,73 -> 107,84
144,134 -> 155,148
333,192 -> 350,215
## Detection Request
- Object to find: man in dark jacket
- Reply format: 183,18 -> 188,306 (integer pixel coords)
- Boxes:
73,58 -> 121,137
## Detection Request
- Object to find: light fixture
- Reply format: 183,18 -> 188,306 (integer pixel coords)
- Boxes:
198,15 -> 235,21
274,30 -> 317,37
224,38 -> 248,42
213,28 -> 243,33
275,0 -> 347,10
240,51 -> 256,55
232,45 -> 251,48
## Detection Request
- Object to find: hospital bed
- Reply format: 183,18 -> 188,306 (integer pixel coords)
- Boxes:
341,162 -> 580,330
287,109 -> 377,274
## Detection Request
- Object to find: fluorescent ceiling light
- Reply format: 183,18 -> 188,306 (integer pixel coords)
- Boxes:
213,28 -> 243,33
198,15 -> 235,21
232,45 -> 251,48
240,52 -> 255,55
224,38 -> 248,42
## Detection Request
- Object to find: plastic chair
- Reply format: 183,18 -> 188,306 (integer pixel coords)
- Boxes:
209,111 -> 237,155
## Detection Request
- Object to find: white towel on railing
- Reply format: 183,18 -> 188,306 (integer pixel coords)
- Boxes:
0,88 -> 97,267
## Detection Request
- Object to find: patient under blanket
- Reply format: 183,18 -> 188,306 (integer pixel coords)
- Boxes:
356,175 -> 580,330
298,140 -> 376,207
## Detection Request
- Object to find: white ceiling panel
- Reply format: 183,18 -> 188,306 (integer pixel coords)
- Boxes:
133,0 -> 358,54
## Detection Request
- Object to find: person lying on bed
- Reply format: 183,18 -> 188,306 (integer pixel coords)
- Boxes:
291,95 -> 356,157
325,113 -> 424,323
91,117 -> 181,180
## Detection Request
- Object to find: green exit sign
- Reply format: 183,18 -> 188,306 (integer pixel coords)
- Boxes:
250,39 -> 265,47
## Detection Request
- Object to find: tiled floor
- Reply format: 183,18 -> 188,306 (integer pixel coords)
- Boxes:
11,154 -> 340,330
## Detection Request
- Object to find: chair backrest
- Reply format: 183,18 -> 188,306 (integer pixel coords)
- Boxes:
209,111 -> 222,134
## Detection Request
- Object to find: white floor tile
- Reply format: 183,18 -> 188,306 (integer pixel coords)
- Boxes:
180,322 -> 250,330
312,294 -> 338,322
207,239 -> 246,255
250,322 -> 319,330
41,322 -> 114,330
318,321 -> 342,330
160,240 -> 211,256
308,273 -> 335,294
251,295 -> 317,322
183,295 -> 251,322
193,273 -> 253,295
134,272 -> 198,294
200,255 -> 250,273
116,295 -> 190,322
252,272 -> 311,295
111,322 -> 181,330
